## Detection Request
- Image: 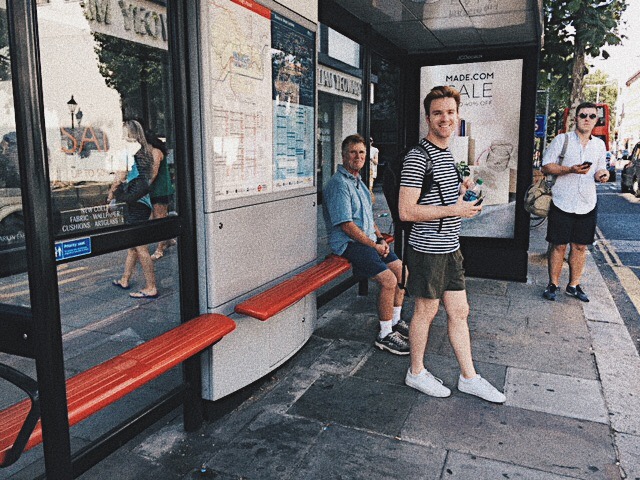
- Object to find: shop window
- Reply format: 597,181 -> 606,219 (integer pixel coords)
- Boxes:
37,0 -> 176,238
323,26 -> 360,69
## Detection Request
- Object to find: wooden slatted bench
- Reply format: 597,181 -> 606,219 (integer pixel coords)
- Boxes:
235,233 -> 394,321
0,313 -> 236,467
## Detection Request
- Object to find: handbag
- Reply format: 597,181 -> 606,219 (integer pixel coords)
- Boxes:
524,134 -> 568,217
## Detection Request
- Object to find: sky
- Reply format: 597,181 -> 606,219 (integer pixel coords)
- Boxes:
590,1 -> 640,84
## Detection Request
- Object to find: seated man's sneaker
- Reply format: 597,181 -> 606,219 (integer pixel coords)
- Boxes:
565,284 -> 589,302
405,368 -> 451,397
457,374 -> 506,403
542,283 -> 557,301
392,319 -> 410,339
374,331 -> 409,355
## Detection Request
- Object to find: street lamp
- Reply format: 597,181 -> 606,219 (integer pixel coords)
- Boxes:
67,95 -> 78,129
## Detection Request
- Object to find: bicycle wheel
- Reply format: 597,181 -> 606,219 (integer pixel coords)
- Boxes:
530,214 -> 546,228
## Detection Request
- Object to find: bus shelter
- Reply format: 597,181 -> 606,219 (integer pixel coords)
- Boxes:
0,1 -> 541,478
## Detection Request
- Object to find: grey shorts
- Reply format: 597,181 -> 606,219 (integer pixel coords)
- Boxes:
406,247 -> 465,299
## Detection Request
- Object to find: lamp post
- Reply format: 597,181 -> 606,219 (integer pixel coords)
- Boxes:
67,95 -> 78,129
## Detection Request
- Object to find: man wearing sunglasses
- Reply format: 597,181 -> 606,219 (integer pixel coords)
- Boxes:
541,102 -> 609,303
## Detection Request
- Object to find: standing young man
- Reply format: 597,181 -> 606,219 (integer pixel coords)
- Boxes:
324,134 -> 409,355
541,102 -> 609,302
398,86 -> 505,402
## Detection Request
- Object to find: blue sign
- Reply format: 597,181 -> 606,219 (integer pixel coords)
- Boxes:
55,237 -> 91,261
535,114 -> 547,138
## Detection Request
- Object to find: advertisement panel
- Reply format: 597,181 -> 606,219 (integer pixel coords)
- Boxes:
420,59 -> 523,238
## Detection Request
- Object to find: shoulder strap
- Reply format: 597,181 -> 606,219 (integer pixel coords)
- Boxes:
412,144 -> 433,200
549,133 -> 569,187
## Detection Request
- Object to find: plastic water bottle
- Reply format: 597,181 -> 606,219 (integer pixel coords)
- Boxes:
463,178 -> 483,202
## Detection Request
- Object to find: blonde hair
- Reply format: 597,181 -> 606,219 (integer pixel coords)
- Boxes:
123,119 -> 152,155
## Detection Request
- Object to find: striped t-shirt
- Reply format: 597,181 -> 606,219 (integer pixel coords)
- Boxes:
400,139 -> 461,254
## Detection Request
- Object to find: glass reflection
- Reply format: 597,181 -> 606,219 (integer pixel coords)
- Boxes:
38,0 -> 176,238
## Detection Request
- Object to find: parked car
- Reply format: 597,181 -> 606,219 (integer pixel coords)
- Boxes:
621,142 -> 640,196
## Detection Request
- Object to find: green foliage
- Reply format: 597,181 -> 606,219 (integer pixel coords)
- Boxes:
539,0 -> 627,133
0,9 -> 10,81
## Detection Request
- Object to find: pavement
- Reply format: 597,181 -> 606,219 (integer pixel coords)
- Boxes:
7,194 -> 640,479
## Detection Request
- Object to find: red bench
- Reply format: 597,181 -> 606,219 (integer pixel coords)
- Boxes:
235,233 -> 394,321
0,313 -> 236,467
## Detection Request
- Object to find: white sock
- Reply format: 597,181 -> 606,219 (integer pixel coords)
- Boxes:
459,374 -> 478,383
379,320 -> 393,338
392,307 -> 402,325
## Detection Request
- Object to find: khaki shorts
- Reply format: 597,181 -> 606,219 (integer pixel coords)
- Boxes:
406,247 -> 465,299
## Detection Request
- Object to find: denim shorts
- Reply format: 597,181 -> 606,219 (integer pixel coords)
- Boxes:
341,241 -> 399,280
405,247 -> 465,299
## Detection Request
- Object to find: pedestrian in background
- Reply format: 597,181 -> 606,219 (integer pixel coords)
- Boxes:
542,102 -> 609,303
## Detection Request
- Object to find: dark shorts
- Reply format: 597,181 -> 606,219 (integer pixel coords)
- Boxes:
546,202 -> 597,246
405,247 -> 465,299
151,195 -> 171,206
125,202 -> 152,224
341,241 -> 399,280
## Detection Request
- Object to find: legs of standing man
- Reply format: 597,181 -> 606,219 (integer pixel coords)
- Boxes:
405,290 -> 505,402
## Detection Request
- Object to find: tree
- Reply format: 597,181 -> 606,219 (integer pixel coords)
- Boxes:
540,0 -> 627,131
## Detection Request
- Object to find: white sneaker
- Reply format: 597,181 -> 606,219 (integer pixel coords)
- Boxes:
457,375 -> 506,403
405,368 -> 451,398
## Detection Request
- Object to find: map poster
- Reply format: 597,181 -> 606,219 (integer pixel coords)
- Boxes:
208,0 -> 273,200
271,12 -> 315,191
420,59 -> 523,239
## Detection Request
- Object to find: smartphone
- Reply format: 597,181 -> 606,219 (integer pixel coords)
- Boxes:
474,196 -> 484,206
581,161 -> 592,167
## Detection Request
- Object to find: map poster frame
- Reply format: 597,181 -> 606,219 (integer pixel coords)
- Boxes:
271,12 -> 316,192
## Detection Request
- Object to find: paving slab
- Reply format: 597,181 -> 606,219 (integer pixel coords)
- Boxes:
288,373 -> 417,437
437,326 -> 598,380
402,396 -> 619,479
204,411 -> 323,480
614,432 -> 640,480
505,367 -> 608,423
293,424 -> 447,480
442,451 -> 579,479
588,321 -> 640,435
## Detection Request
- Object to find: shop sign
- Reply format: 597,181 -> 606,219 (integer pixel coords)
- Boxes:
83,0 -> 168,50
317,66 -> 362,101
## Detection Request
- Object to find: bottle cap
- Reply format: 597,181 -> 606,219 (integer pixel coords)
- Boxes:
476,178 -> 483,185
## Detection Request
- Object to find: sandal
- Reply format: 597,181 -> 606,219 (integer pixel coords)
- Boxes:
112,279 -> 130,290
151,251 -> 164,261
129,291 -> 158,299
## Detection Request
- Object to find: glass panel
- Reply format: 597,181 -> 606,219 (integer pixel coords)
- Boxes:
0,2 -> 28,287
370,54 -> 401,191
38,0 -> 176,237
327,27 -> 360,68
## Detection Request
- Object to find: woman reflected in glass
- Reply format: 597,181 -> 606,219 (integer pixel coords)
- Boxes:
108,119 -> 158,299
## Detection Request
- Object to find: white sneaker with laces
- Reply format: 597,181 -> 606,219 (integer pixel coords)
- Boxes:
405,368 -> 451,397
457,374 -> 506,403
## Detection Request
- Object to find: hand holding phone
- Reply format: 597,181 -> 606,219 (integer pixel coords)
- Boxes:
581,161 -> 592,167
474,196 -> 484,206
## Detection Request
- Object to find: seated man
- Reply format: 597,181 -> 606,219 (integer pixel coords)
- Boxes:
323,134 -> 408,355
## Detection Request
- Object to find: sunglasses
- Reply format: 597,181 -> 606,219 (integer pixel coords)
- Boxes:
578,113 -> 597,119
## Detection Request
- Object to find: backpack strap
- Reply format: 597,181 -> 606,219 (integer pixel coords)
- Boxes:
398,143 -> 433,290
548,133 -> 569,188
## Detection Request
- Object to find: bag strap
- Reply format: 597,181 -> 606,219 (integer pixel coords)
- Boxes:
548,133 -> 569,187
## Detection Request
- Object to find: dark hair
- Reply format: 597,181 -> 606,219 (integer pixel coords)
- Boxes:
575,102 -> 597,116
144,130 -> 167,156
341,134 -> 366,157
423,85 -> 461,116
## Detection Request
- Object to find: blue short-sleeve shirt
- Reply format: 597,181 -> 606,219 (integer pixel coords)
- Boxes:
323,165 -> 376,255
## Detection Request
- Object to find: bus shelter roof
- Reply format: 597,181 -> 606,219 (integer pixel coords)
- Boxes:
325,0 -> 543,54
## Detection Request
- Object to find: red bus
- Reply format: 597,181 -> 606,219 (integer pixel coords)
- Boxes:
560,103 -> 611,151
